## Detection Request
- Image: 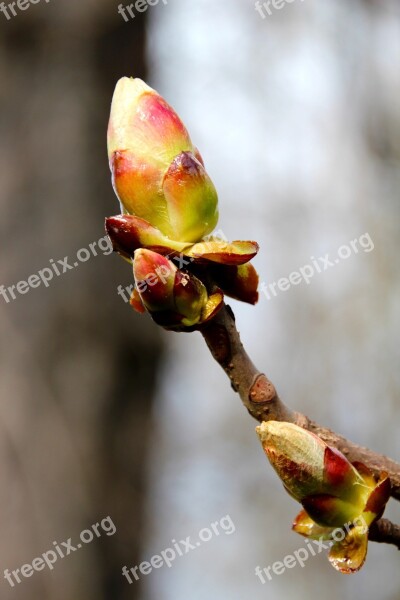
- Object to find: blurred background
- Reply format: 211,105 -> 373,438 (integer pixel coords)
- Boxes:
0,0 -> 399,599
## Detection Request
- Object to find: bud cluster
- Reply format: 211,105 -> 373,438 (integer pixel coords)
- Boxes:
105,77 -> 260,330
257,421 -> 391,573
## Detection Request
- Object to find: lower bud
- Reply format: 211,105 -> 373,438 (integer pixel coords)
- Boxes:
132,249 -> 223,330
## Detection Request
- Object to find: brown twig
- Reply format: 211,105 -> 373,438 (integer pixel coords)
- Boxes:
369,519 -> 400,549
200,304 -> 400,547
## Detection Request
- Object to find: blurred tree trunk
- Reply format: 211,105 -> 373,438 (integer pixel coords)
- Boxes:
0,4 -> 161,600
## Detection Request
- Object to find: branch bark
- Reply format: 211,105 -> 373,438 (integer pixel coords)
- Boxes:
369,519 -> 400,549
200,304 -> 400,548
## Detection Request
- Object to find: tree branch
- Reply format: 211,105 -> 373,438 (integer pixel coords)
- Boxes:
200,304 -> 400,547
368,519 -> 400,549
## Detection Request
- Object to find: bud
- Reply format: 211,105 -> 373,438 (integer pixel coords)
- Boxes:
257,421 -> 368,525
257,421 -> 391,573
107,77 -> 218,243
133,249 -> 176,313
132,249 -> 223,330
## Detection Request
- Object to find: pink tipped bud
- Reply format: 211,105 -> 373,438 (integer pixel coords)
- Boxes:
132,249 -> 223,330
107,78 -> 218,243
